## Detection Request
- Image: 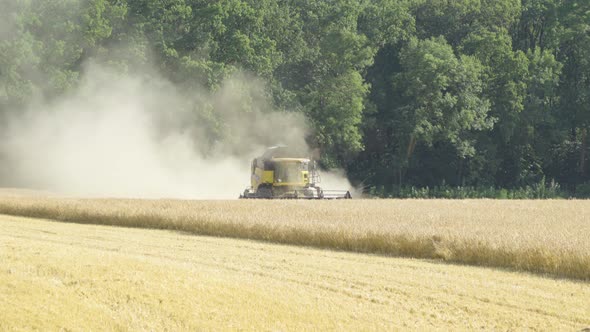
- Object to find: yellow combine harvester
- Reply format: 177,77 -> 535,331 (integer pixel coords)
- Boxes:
240,146 -> 352,199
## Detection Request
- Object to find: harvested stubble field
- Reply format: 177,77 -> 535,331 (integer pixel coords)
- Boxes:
0,195 -> 589,280
1,215 -> 589,330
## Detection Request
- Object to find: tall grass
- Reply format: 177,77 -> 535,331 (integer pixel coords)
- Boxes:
0,196 -> 588,280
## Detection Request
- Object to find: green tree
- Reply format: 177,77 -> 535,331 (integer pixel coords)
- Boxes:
556,0 -> 590,184
413,0 -> 521,46
358,0 -> 415,47
305,69 -> 368,167
512,0 -> 560,52
391,37 -> 493,183
277,0 -> 376,167
462,29 -> 529,142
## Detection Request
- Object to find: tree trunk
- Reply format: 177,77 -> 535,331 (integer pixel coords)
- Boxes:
457,158 -> 464,186
406,135 -> 417,160
399,134 -> 417,186
572,127 -> 577,140
580,127 -> 587,176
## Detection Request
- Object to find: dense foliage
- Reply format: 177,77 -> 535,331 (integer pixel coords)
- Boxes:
1,0 -> 589,196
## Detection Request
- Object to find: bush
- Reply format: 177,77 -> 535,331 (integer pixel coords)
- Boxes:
374,181 -> 570,199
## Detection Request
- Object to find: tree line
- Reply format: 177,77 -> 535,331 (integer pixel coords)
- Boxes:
1,0 -> 589,197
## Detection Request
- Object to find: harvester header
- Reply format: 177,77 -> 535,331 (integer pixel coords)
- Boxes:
239,146 -> 352,199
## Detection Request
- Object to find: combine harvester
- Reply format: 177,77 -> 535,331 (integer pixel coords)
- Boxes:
240,146 -> 352,199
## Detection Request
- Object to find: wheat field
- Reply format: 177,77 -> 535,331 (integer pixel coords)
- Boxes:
0,195 -> 589,280
1,214 -> 589,330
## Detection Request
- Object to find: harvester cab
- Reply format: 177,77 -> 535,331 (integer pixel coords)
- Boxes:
240,146 -> 352,199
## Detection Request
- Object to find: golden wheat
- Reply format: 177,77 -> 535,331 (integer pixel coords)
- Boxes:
0,195 -> 588,280
2,215 -> 589,330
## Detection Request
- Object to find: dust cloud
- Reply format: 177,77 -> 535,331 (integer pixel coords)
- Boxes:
0,0 -> 355,199
0,62 -> 355,199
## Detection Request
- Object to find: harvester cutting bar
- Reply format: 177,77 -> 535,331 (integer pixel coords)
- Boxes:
319,190 -> 353,199
239,188 -> 352,199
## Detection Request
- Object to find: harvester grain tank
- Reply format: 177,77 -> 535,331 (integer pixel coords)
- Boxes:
240,146 -> 352,199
